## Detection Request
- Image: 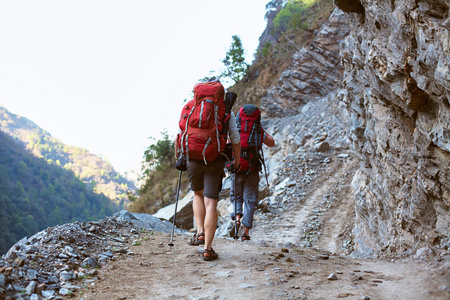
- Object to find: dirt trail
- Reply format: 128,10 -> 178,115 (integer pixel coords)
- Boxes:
74,232 -> 446,300
74,113 -> 449,299
250,153 -> 358,255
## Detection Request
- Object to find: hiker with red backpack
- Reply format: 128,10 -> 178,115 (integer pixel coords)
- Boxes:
231,104 -> 275,241
175,79 -> 241,261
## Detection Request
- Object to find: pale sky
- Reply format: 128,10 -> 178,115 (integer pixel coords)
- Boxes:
0,0 -> 269,173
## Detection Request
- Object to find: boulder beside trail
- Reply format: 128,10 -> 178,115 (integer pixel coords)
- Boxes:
153,191 -> 195,230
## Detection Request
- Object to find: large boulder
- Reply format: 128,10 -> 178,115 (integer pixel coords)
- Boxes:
114,210 -> 174,233
153,191 -> 195,230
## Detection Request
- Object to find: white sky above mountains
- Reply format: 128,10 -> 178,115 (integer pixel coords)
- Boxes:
0,0 -> 268,173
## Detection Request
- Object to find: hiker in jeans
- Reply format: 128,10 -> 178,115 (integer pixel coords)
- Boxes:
231,105 -> 275,241
175,80 -> 240,261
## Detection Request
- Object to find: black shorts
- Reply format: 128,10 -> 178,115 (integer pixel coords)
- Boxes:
187,157 -> 224,200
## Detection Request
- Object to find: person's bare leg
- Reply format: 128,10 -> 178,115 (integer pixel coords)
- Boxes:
203,196 -> 218,251
193,190 -> 205,235
243,226 -> 250,236
235,214 -> 241,236
242,226 -> 250,240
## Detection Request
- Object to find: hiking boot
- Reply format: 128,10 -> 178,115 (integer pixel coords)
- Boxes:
188,232 -> 205,246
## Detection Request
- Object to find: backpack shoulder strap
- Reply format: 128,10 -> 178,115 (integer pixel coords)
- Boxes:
222,92 -> 237,135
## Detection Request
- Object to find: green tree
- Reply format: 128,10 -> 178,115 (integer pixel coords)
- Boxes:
51,207 -> 63,225
262,42 -> 273,57
221,35 -> 248,83
141,130 -> 174,179
198,74 -> 219,83
129,129 -> 190,214
265,0 -> 285,19
17,161 -> 28,177
273,0 -> 316,33
14,181 -> 25,196
90,180 -> 97,192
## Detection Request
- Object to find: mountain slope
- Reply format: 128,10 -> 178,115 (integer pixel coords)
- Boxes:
0,130 -> 118,254
0,106 -> 136,206
130,0 -> 337,216
1,1 -> 449,299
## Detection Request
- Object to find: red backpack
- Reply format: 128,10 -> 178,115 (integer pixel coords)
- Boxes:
236,105 -> 265,173
178,81 -> 227,163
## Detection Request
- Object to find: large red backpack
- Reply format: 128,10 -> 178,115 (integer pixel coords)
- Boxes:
236,105 -> 265,173
178,81 -> 227,163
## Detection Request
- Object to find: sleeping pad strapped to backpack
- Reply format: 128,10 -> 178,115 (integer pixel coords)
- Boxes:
236,104 -> 266,174
178,81 -> 230,163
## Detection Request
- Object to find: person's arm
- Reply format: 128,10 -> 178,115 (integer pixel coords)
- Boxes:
175,128 -> 183,158
263,132 -> 275,147
232,142 -> 240,170
228,112 -> 241,169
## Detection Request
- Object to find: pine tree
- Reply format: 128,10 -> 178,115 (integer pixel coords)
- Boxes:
221,35 -> 248,83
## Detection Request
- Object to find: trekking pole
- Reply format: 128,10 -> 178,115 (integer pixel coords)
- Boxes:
233,170 -> 239,240
220,152 -> 239,240
260,148 -> 269,187
168,170 -> 182,248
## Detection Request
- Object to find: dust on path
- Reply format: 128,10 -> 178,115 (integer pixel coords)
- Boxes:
74,232 -> 447,300
74,131 -> 449,299
250,153 -> 358,255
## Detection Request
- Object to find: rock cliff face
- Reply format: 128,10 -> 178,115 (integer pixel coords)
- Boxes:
261,9 -> 350,118
259,0 -> 449,257
337,0 -> 449,256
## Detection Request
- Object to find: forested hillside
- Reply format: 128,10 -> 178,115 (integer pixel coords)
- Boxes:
0,130 -> 118,254
0,107 -> 136,206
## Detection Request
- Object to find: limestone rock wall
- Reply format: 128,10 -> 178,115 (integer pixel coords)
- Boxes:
338,0 -> 450,256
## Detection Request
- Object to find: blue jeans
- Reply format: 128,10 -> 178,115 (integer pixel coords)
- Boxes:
230,172 -> 259,229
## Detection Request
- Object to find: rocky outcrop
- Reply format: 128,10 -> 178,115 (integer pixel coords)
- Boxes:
256,4 -> 282,57
260,9 -> 350,118
257,1 -> 449,257
338,0 -> 450,256
153,191 -> 194,229
0,211 -> 175,299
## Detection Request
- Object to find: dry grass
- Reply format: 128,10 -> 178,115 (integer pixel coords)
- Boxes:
128,163 -> 190,214
229,0 -> 336,110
